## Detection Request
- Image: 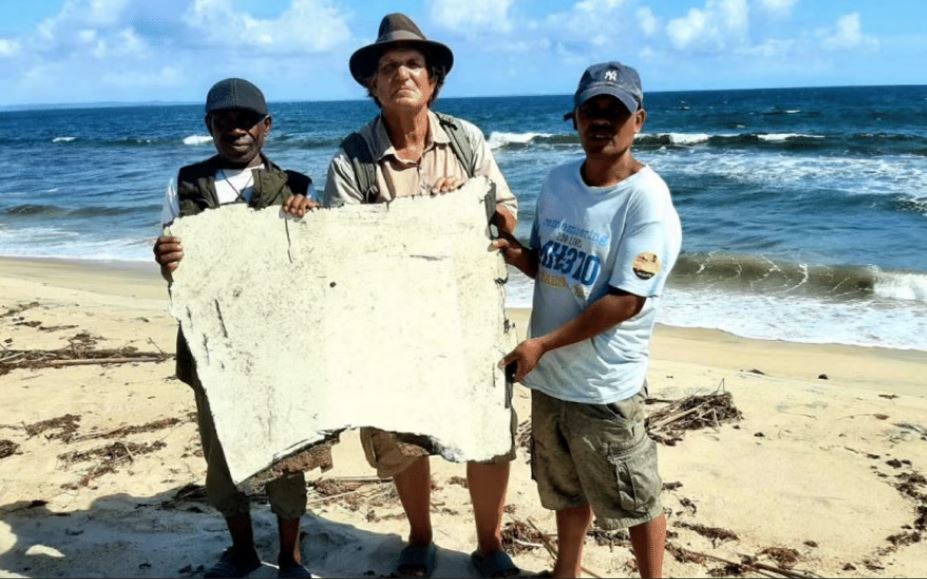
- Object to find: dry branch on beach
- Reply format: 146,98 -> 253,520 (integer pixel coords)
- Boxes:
1,330 -> 169,376
646,384 -> 744,445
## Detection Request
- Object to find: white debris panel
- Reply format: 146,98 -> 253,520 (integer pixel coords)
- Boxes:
168,177 -> 515,484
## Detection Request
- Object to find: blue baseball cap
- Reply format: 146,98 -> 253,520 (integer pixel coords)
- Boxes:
565,62 -> 643,120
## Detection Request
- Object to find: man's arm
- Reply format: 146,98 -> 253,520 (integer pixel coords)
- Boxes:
492,230 -> 538,279
501,288 -> 645,382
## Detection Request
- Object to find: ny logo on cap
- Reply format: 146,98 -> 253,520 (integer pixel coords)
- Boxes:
604,70 -> 618,82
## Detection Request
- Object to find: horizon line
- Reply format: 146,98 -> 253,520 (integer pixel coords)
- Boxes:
2,82 -> 925,113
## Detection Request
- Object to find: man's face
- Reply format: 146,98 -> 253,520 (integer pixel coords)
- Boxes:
206,109 -> 271,165
372,48 -> 435,112
575,95 -> 646,158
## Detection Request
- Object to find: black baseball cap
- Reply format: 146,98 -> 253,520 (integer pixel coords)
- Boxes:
205,78 -> 268,116
564,62 -> 643,120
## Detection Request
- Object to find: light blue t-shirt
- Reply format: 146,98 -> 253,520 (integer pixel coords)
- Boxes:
524,160 -> 682,404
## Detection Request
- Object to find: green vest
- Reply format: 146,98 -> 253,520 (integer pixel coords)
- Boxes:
176,154 -> 311,217
174,154 -> 312,386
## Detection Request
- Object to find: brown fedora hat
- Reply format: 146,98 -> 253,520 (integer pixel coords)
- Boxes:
349,13 -> 454,85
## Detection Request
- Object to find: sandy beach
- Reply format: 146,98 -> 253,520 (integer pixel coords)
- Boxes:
2,256 -> 926,578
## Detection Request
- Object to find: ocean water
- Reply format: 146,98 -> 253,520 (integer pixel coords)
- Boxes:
2,86 -> 926,350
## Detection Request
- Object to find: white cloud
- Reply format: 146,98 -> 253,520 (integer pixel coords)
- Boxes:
0,39 -> 21,58
545,0 -> 634,45
575,0 -> 627,12
759,0 -> 798,16
637,6 -> 659,37
429,0 -> 516,35
739,37 -> 795,57
185,0 -> 350,53
819,13 -> 878,51
666,0 -> 749,51
100,65 -> 182,89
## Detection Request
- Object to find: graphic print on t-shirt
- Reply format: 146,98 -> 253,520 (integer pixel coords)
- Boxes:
537,216 -> 610,302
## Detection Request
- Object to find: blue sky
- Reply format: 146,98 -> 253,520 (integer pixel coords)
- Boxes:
0,0 -> 924,106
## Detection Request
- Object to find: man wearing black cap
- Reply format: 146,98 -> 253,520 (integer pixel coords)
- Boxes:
154,77 -> 317,579
322,13 -> 519,579
496,62 -> 682,578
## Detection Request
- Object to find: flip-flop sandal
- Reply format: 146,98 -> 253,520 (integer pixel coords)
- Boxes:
393,543 -> 437,577
278,562 -> 315,578
470,550 -> 520,578
203,548 -> 262,578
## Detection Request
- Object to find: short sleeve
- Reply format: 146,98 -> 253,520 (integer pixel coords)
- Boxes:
609,190 -> 681,298
529,218 -> 540,250
464,121 -> 518,216
322,150 -> 364,208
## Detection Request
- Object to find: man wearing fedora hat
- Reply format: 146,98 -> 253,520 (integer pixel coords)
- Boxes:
495,62 -> 681,578
155,77 -> 317,579
323,12 -> 520,579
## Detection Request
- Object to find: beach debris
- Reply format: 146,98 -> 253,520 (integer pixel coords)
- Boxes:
169,183 -> 515,484
0,301 -> 41,318
158,483 -> 211,512
879,394 -> 899,400
306,476 -> 395,511
0,439 -> 20,459
817,374 -> 828,380
679,497 -> 698,515
586,527 -> 630,549
746,368 -> 766,375
706,562 -> 746,577
70,416 -> 191,443
24,414 -> 81,442
447,476 -> 469,488
501,520 -> 547,554
37,324 -> 80,332
676,521 -> 739,547
58,440 -> 167,488
758,547 -> 801,569
803,541 -> 818,548
0,332 -> 169,376
666,542 -> 819,578
646,385 -> 743,446
663,481 -> 683,491
523,518 -> 603,578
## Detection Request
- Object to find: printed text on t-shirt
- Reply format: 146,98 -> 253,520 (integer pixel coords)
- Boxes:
538,239 -> 602,287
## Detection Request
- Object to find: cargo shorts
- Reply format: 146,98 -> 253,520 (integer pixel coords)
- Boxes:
361,409 -> 518,479
531,388 -> 663,530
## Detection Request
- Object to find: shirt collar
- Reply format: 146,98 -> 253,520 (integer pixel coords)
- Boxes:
372,110 -> 451,162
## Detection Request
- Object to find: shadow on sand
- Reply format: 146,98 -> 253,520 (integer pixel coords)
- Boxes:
0,485 -> 483,578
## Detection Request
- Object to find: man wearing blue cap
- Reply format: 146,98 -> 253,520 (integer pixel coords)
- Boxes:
496,62 -> 682,578
154,77 -> 317,579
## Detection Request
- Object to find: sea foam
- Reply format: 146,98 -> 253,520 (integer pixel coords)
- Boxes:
183,135 -> 213,146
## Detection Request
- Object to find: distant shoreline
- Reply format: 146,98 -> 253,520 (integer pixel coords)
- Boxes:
3,83 -> 926,114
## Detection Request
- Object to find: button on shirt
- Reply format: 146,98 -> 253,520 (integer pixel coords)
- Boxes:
323,111 -> 517,215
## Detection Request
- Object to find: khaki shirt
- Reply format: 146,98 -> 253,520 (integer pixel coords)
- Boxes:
323,111 -> 517,216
